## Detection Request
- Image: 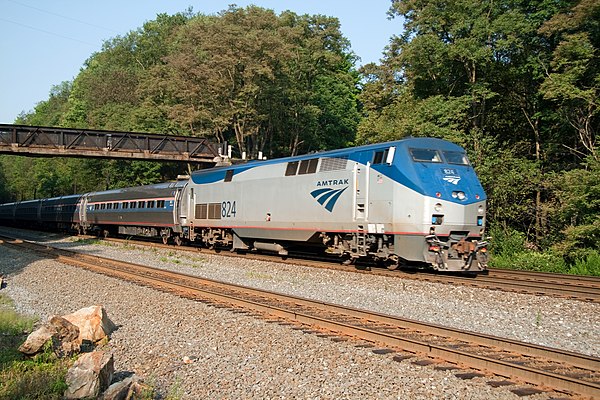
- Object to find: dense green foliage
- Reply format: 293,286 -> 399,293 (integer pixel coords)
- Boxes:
1,3 -> 598,273
358,0 -> 599,273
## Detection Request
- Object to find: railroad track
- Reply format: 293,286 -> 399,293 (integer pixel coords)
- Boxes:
1,234 -> 599,398
84,235 -> 600,304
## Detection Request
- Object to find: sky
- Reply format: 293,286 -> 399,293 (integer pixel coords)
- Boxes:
0,0 -> 402,124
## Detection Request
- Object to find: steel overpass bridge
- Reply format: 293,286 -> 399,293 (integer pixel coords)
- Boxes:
0,124 -> 226,165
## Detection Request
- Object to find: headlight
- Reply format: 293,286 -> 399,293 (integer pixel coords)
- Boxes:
452,191 -> 466,200
478,205 -> 484,214
434,203 -> 442,212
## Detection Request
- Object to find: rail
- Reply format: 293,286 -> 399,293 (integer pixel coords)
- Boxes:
95,235 -> 600,304
1,234 -> 599,398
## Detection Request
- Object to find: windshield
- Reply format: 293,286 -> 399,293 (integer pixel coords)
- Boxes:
443,151 -> 470,165
410,148 -> 442,163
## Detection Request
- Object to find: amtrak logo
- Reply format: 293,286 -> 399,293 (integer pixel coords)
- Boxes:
310,187 -> 348,212
443,175 -> 461,185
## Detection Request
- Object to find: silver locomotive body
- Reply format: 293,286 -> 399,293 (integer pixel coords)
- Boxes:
183,138 -> 488,272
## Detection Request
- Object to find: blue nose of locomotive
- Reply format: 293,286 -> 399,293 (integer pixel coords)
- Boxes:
397,138 -> 486,205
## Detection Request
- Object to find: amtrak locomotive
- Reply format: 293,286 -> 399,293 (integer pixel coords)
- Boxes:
0,138 -> 489,272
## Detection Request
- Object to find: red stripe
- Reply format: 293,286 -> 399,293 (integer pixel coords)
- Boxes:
87,222 -> 479,237
89,221 -> 175,227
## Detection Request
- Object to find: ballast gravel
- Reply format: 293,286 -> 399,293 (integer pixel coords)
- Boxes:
1,229 -> 598,399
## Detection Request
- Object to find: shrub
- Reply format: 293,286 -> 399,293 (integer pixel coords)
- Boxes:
489,251 -> 567,273
488,225 -> 527,257
568,250 -> 600,277
0,295 -> 70,400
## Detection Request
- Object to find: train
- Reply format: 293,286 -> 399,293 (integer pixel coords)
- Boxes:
0,137 -> 489,272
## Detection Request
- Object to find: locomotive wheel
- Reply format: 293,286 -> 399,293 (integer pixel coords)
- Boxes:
162,235 -> 169,245
174,235 -> 182,246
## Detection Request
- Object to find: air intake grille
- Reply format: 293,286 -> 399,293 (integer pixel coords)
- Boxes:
319,156 -> 348,172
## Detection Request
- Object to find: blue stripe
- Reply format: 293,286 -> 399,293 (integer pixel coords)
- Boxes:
310,188 -> 332,199
314,189 -> 340,205
324,187 -> 347,212
190,138 -> 486,204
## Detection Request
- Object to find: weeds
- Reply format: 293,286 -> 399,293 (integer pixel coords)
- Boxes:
165,378 -> 183,400
246,271 -> 273,280
72,238 -> 101,246
488,225 -> 599,276
0,295 -> 70,400
159,256 -> 181,265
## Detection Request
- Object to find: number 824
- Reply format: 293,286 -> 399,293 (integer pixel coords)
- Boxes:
221,201 -> 236,218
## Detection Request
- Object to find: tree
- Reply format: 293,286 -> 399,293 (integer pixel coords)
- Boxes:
359,0 -> 600,250
144,6 -> 359,158
539,0 -> 600,160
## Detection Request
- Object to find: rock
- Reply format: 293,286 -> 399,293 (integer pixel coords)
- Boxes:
48,315 -> 81,356
65,351 -> 114,399
18,324 -> 53,355
101,376 -> 134,400
128,380 -> 153,399
19,315 -> 80,356
63,305 -> 116,344
100,375 -> 153,400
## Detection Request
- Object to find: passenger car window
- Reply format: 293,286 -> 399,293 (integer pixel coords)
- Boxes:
410,148 -> 442,163
443,151 -> 470,165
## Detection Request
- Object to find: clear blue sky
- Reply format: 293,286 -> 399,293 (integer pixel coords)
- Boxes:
0,0 -> 402,124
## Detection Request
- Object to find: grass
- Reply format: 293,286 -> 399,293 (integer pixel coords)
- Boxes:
488,226 -> 600,276
71,237 -> 102,246
0,295 -> 70,400
0,297 -> 172,399
489,250 -> 600,276
567,251 -> 600,276
159,256 -> 181,265
245,271 -> 274,280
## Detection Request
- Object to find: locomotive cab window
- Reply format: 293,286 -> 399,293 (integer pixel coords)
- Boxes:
224,170 -> 234,182
443,151 -> 470,165
410,148 -> 442,163
373,150 -> 388,164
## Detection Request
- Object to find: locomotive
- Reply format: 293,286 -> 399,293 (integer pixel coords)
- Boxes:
0,138 -> 488,272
